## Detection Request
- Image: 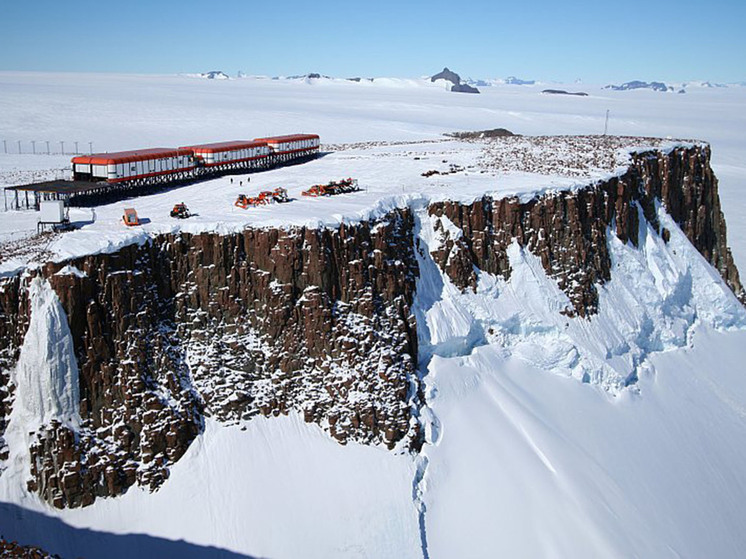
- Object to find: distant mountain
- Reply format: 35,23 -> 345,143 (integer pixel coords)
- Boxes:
430,67 -> 480,94
504,76 -> 535,85
200,71 -> 230,80
679,81 -> 728,89
605,80 -> 670,92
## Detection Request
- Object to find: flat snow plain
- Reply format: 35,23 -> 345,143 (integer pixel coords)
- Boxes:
1,72 -> 746,558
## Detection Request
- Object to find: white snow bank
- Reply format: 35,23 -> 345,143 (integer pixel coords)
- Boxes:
1,415 -> 421,559
422,326 -> 746,558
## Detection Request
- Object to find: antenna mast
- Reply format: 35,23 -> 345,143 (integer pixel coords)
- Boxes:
603,109 -> 610,136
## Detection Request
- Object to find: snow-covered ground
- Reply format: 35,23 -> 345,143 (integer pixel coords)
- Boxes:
0,134 -> 694,276
1,72 -> 746,558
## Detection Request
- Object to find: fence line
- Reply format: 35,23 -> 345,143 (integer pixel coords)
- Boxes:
1,139 -> 95,156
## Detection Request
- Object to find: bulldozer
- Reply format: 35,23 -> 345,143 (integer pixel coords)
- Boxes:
170,203 -> 192,219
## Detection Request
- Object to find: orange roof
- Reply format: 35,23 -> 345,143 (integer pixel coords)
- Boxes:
253,134 -> 319,144
179,140 -> 268,153
72,148 -> 193,165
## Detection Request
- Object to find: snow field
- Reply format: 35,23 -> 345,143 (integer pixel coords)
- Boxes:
421,328 -> 746,558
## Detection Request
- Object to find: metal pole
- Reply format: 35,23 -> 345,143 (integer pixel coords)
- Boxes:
60,141 -> 64,155
2,140 -> 6,154
31,140 -> 36,154
74,141 -> 79,154
89,141 -> 93,154
17,140 -> 21,154
603,109 -> 610,136
46,141 -> 50,154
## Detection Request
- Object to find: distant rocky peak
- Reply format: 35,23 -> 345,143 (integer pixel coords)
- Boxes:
431,67 -> 461,86
201,70 -> 230,80
605,80 -> 670,92
430,67 -> 480,94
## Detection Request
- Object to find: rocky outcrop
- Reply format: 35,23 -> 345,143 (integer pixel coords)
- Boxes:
0,276 -> 30,460
3,209 -> 421,508
431,67 -> 480,94
428,145 -> 744,315
0,537 -> 59,558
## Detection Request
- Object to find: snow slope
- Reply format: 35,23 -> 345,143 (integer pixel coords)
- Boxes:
414,201 -> 746,557
423,327 -> 746,558
0,415 -> 421,558
1,73 -> 746,558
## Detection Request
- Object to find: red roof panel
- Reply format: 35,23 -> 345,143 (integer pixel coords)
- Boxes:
253,134 -> 319,144
72,148 -> 193,165
179,140 -> 269,153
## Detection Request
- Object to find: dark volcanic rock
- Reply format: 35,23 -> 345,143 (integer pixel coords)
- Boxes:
427,145 -> 744,315
6,209 -> 422,508
451,83 -> 480,94
0,537 -> 60,558
431,67 -> 462,86
0,276 -> 30,459
431,67 -> 480,94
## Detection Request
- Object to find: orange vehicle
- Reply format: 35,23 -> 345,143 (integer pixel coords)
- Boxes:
122,208 -> 140,226
170,203 -> 191,218
235,188 -> 289,209
302,178 -> 359,197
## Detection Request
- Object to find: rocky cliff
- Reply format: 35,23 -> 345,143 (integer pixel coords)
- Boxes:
428,145 -> 744,316
0,144 -> 742,509
3,209 -> 421,508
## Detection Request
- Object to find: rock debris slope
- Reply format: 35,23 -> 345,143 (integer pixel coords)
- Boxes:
0,140 -> 743,511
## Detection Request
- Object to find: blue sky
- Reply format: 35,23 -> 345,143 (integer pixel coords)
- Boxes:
1,0 -> 744,83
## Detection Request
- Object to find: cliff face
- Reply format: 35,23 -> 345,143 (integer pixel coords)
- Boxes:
0,145 -> 742,509
429,146 -> 744,316
0,277 -> 29,461
5,209 -> 420,508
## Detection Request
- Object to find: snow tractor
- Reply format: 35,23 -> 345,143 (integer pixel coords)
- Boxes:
235,188 -> 290,209
122,207 -> 140,226
170,203 -> 192,219
302,178 -> 359,197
